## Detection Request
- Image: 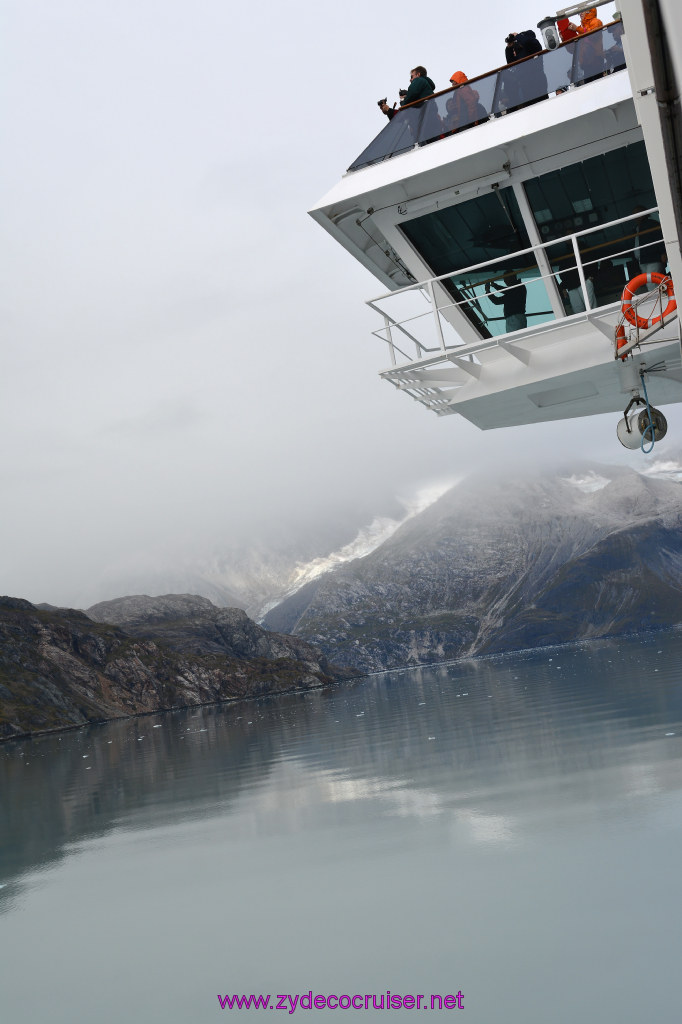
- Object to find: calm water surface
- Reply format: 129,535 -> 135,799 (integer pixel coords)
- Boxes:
2,631 -> 682,1023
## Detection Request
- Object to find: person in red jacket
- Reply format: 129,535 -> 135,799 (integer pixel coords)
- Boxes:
557,17 -> 579,42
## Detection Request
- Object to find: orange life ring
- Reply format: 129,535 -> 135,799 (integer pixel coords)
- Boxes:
615,323 -> 628,360
621,272 -> 676,329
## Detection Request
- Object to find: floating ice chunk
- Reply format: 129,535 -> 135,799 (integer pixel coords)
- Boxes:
418,702 -> 426,706
428,736 -> 435,741
153,725 -> 162,729
356,712 -> 365,717
665,732 -> 676,736
82,755 -> 88,758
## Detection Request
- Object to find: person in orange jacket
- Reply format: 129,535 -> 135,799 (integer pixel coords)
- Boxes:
568,8 -> 605,81
443,71 -> 487,133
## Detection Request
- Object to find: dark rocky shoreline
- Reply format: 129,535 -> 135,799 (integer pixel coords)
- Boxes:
0,595 -> 358,742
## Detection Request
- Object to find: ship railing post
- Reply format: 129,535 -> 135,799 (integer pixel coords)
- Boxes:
490,70 -> 504,117
383,315 -> 397,366
571,233 -> 593,311
426,279 -> 447,353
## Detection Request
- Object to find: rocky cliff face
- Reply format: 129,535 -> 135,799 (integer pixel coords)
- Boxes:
0,596 -> 355,741
263,464 -> 682,672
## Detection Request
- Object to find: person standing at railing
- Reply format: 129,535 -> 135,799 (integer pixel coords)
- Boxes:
557,17 -> 580,42
485,272 -> 527,332
501,30 -> 547,111
443,72 -> 487,134
400,66 -> 435,106
571,8 -> 605,83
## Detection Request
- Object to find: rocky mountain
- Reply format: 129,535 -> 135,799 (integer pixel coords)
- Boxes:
263,463 -> 682,672
0,595 -> 355,741
85,485 -> 453,619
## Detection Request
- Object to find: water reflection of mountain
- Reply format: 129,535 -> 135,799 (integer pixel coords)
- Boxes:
2,630 -> 681,907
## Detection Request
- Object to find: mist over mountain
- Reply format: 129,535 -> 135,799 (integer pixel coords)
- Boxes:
262,459 -> 682,672
90,482 -> 454,618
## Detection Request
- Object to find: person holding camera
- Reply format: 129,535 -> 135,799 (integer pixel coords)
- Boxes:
400,66 -> 435,105
378,90 -> 408,120
500,29 -> 547,111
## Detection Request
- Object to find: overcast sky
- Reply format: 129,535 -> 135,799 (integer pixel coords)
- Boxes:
2,0 -> 676,607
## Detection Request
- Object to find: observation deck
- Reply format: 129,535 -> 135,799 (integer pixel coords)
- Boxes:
309,16 -> 682,431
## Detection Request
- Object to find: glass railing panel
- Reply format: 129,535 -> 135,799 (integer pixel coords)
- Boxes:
348,107 -> 424,170
541,44 -> 576,96
348,25 -> 627,172
603,21 -> 626,73
492,55 -> 549,116
421,78 -> 497,144
571,24 -> 624,84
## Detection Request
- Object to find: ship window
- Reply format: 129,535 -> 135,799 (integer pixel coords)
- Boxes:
401,187 -> 554,338
524,141 -> 660,307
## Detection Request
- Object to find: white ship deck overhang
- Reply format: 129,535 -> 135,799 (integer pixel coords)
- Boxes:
309,15 -> 682,432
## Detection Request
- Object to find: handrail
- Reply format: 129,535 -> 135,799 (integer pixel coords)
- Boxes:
398,25 -> 616,112
350,22 -> 626,172
366,208 -> 664,365
368,208 -> 658,304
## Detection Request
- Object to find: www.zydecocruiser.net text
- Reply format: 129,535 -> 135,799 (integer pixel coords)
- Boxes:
217,992 -> 465,1012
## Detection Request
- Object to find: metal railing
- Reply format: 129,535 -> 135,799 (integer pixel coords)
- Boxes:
349,23 -> 626,172
367,209 -> 668,369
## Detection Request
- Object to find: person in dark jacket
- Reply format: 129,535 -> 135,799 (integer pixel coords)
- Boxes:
398,66 -> 439,144
499,30 -> 547,111
485,272 -> 527,332
400,66 -> 436,106
505,29 -> 543,62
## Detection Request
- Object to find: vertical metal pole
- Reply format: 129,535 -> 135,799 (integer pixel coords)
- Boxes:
426,279 -> 447,353
384,316 -> 397,366
571,233 -> 593,310
490,70 -> 504,117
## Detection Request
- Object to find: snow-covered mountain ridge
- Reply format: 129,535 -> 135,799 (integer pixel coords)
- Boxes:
262,459 -> 682,672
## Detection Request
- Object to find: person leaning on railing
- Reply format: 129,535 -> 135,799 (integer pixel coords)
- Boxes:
502,29 -> 548,110
443,72 -> 487,134
571,8 -> 605,82
400,66 -> 436,105
377,67 -> 434,122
